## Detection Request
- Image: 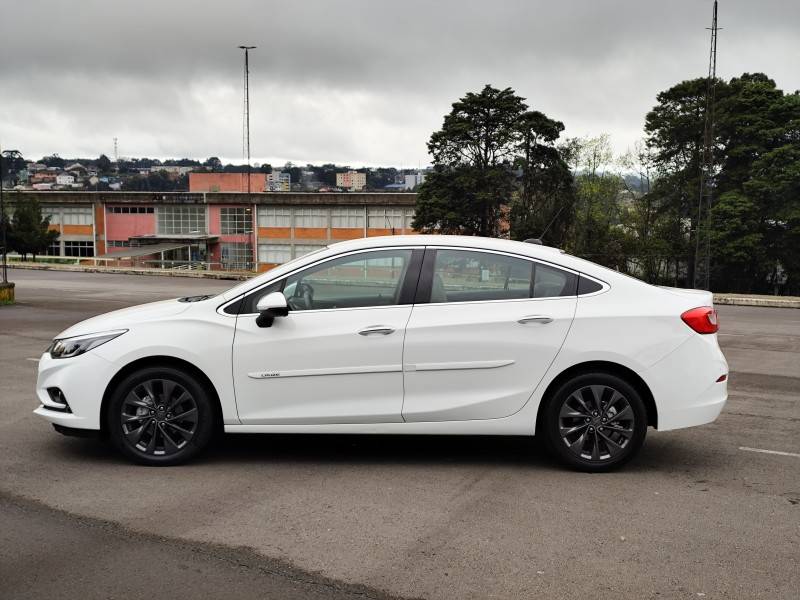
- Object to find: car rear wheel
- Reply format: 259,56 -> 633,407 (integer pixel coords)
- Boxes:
542,372 -> 647,472
107,366 -> 215,466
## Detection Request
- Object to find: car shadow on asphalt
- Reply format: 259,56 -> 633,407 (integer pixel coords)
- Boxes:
41,429 -> 727,474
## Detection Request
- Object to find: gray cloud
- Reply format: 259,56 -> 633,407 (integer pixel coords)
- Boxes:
2,0 -> 798,166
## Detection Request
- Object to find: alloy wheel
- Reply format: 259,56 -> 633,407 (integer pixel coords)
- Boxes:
120,379 -> 199,457
558,384 -> 635,462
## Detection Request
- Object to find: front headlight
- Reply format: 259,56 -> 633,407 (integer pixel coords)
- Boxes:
48,330 -> 128,359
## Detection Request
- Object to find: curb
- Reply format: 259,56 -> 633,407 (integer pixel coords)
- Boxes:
714,295 -> 800,309
8,263 -> 251,281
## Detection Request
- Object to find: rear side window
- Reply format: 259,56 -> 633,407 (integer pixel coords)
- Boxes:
428,249 -> 576,303
577,275 -> 603,295
533,263 -> 577,298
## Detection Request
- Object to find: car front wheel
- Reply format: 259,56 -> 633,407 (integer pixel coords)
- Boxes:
107,366 -> 215,466
542,372 -> 647,472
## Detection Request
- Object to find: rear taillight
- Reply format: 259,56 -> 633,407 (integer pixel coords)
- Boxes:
681,306 -> 719,334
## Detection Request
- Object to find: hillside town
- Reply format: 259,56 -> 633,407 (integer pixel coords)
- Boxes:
2,153 -> 428,193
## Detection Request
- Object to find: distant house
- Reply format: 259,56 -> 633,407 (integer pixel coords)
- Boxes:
66,162 -> 86,173
266,171 -> 291,192
150,165 -> 194,176
336,170 -> 367,191
30,172 -> 57,184
56,173 -> 76,186
31,183 -> 54,191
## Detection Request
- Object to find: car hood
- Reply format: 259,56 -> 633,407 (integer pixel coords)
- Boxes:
56,299 -> 192,339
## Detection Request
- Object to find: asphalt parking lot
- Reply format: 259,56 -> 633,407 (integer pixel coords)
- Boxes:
1,268 -> 798,599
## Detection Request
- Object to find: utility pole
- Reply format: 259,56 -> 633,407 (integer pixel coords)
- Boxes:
694,0 -> 719,290
238,45 -> 256,270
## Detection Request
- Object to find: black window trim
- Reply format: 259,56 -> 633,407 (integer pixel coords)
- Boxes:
219,246 -> 426,316
414,246 -> 585,305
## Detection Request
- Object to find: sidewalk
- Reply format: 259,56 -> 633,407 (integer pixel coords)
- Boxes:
8,262 -> 800,308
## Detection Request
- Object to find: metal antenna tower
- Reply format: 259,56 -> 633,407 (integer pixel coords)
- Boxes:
694,0 -> 719,290
238,45 -> 256,196
113,137 -> 119,162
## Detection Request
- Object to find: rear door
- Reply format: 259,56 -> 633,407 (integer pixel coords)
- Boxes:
401,247 -> 577,422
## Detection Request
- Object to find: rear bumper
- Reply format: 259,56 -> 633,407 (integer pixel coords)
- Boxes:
645,333 -> 728,431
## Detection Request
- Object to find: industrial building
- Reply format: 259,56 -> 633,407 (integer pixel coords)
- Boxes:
7,191 -> 417,271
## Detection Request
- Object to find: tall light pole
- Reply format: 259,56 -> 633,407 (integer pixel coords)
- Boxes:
238,45 -> 256,196
238,45 -> 256,270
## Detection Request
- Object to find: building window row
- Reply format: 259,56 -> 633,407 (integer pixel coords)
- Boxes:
220,207 -> 253,234
107,240 -> 131,248
256,206 -> 415,230
109,206 -> 154,214
63,241 -> 95,257
257,243 -> 326,264
41,206 -> 93,226
157,205 -> 207,235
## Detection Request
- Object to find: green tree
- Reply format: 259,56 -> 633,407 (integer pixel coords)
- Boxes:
415,85 -> 526,236
96,154 -> 112,173
644,77 -> 729,286
9,195 -> 59,261
509,111 -> 574,245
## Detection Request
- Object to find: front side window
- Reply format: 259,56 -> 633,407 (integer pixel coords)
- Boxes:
282,249 -> 413,311
429,250 -> 577,303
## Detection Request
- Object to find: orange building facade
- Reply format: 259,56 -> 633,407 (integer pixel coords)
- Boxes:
188,172 -> 267,193
11,191 -> 417,272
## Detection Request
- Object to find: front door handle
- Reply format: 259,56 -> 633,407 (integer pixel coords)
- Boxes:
518,315 -> 553,325
358,326 -> 395,336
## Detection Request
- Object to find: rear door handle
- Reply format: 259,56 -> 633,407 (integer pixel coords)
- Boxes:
518,315 -> 553,325
358,326 -> 395,336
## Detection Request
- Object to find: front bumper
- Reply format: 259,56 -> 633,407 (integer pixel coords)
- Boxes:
34,351 -> 114,430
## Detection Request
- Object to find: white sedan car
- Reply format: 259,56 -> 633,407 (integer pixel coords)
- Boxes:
35,235 -> 727,471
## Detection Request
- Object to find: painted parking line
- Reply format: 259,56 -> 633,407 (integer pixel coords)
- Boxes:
739,446 -> 800,458
26,358 -> 40,362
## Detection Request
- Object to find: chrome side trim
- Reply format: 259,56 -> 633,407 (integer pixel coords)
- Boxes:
247,364 -> 401,379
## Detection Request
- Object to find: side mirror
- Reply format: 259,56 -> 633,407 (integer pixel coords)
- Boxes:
255,292 -> 289,328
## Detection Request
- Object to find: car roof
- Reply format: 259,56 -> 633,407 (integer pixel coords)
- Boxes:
327,234 -> 566,257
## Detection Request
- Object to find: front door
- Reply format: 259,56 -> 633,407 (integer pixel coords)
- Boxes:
402,248 -> 577,422
232,247 -> 422,424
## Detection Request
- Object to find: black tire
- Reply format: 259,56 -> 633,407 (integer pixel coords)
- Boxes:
541,372 -> 647,472
107,366 -> 216,466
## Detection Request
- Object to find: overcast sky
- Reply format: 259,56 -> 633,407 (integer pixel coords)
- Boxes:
1,0 -> 798,167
